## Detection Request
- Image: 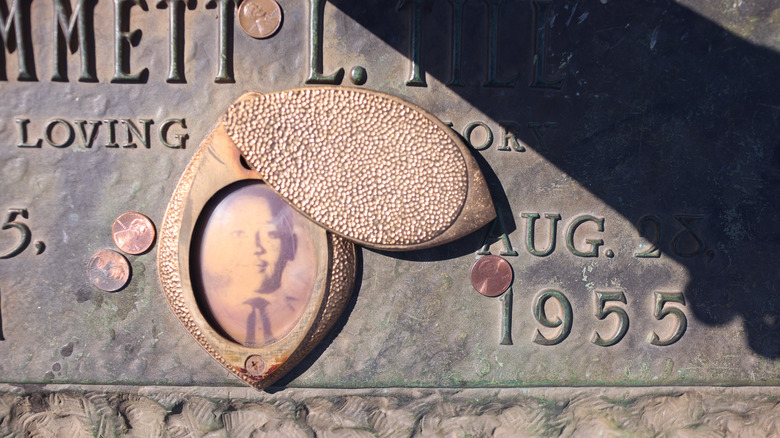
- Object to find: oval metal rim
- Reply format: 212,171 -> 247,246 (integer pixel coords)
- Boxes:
157,120 -> 356,390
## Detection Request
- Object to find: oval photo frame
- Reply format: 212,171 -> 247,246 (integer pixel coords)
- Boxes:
158,99 -> 356,390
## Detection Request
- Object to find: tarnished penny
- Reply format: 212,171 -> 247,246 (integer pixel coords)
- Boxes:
87,249 -> 130,292
112,212 -> 155,255
237,0 -> 282,39
470,255 -> 513,297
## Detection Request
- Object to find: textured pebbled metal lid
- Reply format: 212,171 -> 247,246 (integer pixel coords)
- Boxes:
222,87 -> 496,251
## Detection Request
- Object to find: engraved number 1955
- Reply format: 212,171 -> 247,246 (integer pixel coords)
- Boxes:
529,289 -> 687,346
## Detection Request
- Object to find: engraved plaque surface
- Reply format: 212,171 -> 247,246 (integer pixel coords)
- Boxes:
1,0 -> 780,391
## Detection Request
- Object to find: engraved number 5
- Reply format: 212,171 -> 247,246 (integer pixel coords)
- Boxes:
0,208 -> 31,259
650,292 -> 687,346
592,291 -> 629,347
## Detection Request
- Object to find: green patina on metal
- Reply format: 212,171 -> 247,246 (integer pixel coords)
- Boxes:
0,0 -> 779,389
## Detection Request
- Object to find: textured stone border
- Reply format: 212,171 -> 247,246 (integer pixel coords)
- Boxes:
0,384 -> 779,436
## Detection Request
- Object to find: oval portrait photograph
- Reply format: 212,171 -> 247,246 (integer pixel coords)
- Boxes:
194,181 -> 317,348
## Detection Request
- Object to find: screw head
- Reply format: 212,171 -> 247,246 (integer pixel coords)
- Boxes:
244,354 -> 266,377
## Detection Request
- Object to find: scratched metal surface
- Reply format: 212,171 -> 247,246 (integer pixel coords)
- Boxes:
0,0 -> 779,387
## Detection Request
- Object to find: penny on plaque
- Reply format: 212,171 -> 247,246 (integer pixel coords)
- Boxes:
112,212 -> 156,255
470,255 -> 513,297
87,249 -> 131,292
237,0 -> 282,39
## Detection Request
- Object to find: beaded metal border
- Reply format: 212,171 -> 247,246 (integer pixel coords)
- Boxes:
157,123 -> 356,390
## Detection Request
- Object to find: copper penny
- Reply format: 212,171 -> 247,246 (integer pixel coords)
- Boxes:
470,255 -> 513,297
237,0 -> 282,39
87,249 -> 130,292
112,212 -> 156,255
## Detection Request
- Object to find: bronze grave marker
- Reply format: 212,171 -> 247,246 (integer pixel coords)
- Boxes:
0,0 -> 779,393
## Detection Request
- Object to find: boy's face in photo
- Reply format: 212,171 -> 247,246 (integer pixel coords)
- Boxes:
201,184 -> 294,297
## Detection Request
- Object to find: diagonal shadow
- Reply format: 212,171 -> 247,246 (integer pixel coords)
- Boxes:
327,0 -> 780,358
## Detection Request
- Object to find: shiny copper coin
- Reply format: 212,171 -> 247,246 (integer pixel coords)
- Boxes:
237,0 -> 282,39
470,255 -> 513,297
87,249 -> 130,292
112,212 -> 155,255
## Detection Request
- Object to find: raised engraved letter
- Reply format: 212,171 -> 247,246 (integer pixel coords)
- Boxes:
463,121 -> 493,150
121,119 -> 152,148
157,0 -> 189,83
52,0 -> 98,82
530,1 -> 565,89
478,205 -> 518,256
159,118 -> 187,148
397,0 -> 430,87
15,118 -> 41,148
111,0 -> 149,83
104,119 -> 119,148
206,0 -> 234,83
0,0 -> 36,80
446,0 -> 465,86
483,0 -> 517,87
497,121 -> 525,152
74,120 -> 100,148
44,119 -> 75,148
566,215 -> 604,257
672,215 -> 705,257
522,212 -> 560,257
306,0 -> 343,84
528,122 -> 557,147
158,0 -> 185,82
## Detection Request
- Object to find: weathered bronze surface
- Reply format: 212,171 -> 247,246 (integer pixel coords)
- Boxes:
1,0 -> 780,401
